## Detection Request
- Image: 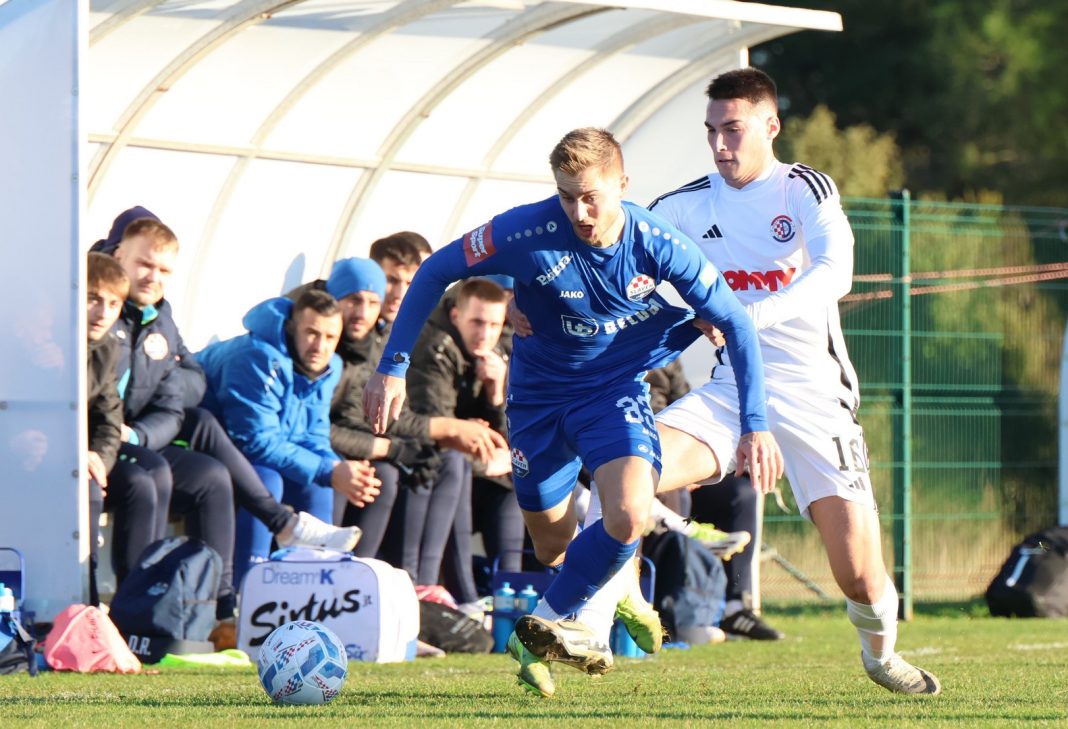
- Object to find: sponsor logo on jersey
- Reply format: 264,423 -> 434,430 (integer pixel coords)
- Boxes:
722,268 -> 796,292
603,299 -> 663,334
561,315 -> 598,337
536,255 -> 573,285
770,214 -> 795,243
625,273 -> 656,301
511,448 -> 530,478
143,332 -> 170,361
559,290 -> 585,299
463,222 -> 496,266
702,224 -> 723,239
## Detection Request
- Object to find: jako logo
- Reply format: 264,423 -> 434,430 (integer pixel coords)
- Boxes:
463,222 -> 496,266
537,255 -> 573,285
723,268 -> 796,292
559,290 -> 584,299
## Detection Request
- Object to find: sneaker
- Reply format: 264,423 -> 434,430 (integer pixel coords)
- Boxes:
515,615 -> 613,675
720,608 -> 784,641
277,511 -> 362,552
676,625 -> 727,645
687,522 -> 751,561
862,653 -> 942,695
506,631 -> 555,698
614,591 -> 664,654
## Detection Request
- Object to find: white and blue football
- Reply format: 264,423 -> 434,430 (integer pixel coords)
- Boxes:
257,620 -> 348,705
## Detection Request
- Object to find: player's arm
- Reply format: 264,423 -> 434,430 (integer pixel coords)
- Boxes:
745,175 -> 854,330
364,225 -> 507,432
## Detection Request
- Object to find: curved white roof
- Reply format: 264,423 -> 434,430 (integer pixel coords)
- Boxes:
85,0 -> 841,347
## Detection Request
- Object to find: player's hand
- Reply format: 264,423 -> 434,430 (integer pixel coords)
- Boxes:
735,430 -> 783,494
507,299 -> 533,337
331,459 -> 382,507
436,419 -> 508,463
473,349 -> 507,405
87,451 -> 108,491
363,372 -> 406,434
483,447 -> 513,477
693,319 -> 726,346
120,423 -> 135,443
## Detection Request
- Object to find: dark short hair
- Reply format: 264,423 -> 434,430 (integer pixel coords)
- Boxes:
87,252 -> 130,299
705,68 -> 778,111
369,232 -> 426,267
456,278 -> 506,310
292,288 -> 340,320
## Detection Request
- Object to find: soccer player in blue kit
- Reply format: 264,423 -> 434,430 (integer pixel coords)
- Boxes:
364,128 -> 782,696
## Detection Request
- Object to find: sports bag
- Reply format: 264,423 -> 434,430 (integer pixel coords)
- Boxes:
0,612 -> 37,675
986,526 -> 1068,618
42,604 -> 141,673
238,547 -> 419,663
645,529 -> 726,635
418,600 -> 493,654
108,536 -> 222,663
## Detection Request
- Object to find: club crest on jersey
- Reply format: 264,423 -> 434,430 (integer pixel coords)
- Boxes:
561,315 -> 598,337
626,274 -> 656,301
143,332 -> 170,361
511,448 -> 530,478
463,222 -> 496,266
770,214 -> 795,243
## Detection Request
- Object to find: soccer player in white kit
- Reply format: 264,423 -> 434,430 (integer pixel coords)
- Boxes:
647,67 -> 941,695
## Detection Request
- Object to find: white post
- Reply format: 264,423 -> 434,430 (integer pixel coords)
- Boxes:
0,0 -> 87,620
1060,319 -> 1068,526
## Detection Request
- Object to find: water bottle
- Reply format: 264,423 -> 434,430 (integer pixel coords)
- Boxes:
491,582 -> 516,653
516,584 -> 539,614
0,583 -> 14,613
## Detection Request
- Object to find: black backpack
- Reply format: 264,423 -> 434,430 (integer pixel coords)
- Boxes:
0,612 -> 37,676
109,537 -> 222,662
645,530 -> 726,635
418,601 -> 493,654
986,526 -> 1068,618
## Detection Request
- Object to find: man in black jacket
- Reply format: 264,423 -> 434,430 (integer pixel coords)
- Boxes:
86,253 -> 128,605
406,278 -> 520,604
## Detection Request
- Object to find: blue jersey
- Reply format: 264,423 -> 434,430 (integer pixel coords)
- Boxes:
379,197 -> 768,433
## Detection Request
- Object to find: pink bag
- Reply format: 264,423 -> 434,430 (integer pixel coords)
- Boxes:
43,604 -> 142,673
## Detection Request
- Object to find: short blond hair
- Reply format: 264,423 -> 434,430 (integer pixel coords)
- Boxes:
549,127 -> 624,177
122,217 -> 179,253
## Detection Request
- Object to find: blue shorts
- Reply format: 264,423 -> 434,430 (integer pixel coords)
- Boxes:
507,377 -> 662,513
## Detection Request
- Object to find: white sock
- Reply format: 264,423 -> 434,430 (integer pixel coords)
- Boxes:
532,598 -> 565,623
846,575 -> 898,662
584,482 -> 602,529
575,556 -> 637,643
572,482 -> 591,525
649,497 -> 690,533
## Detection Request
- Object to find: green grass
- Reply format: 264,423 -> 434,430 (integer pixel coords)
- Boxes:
2,605 -> 1067,727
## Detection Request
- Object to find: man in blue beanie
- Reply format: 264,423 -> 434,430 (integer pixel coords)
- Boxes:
197,287 -> 381,584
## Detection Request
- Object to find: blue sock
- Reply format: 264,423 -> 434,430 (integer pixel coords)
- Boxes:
543,519 -> 639,616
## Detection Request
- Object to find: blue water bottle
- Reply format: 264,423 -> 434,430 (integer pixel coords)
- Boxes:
492,582 -> 516,652
517,584 -> 539,614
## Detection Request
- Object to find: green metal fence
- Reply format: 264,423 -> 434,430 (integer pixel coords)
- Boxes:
760,195 -> 1068,605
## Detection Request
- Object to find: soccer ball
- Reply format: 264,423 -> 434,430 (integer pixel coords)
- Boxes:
256,620 -> 348,705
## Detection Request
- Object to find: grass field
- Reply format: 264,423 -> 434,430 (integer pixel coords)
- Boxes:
2,603 -> 1066,728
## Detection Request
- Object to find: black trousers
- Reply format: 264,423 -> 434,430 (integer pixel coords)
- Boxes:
88,478 -> 104,606
107,444 -> 172,583
177,408 -> 291,534
687,474 -> 759,602
343,461 -> 401,559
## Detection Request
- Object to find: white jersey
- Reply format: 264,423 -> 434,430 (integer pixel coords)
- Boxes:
650,161 -> 861,414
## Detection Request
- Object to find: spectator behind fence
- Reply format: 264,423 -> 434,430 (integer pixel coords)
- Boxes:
196,289 -> 380,584
407,278 -> 521,605
92,208 -> 361,620
85,253 -> 129,605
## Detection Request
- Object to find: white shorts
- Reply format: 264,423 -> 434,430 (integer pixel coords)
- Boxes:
655,379 -> 876,519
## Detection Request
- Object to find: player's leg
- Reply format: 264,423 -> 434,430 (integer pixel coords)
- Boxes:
654,379 -> 743,494
777,396 -> 940,695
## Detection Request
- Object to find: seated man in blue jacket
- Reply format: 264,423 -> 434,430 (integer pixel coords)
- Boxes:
197,289 -> 381,584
